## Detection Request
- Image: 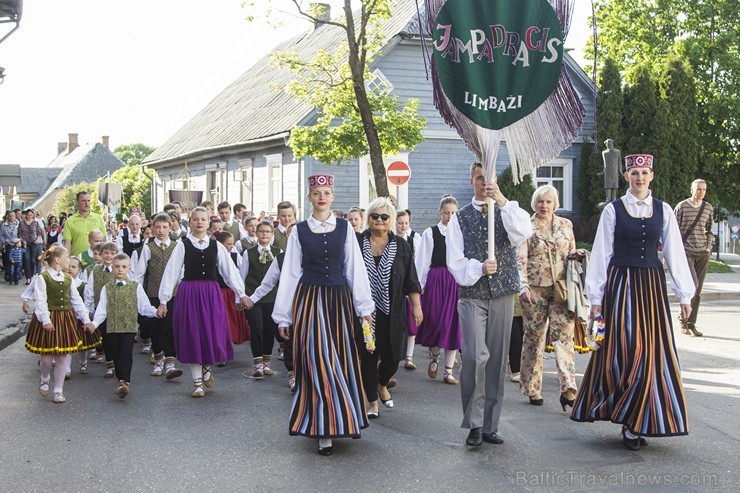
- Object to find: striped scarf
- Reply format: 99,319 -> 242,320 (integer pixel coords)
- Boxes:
363,235 -> 396,315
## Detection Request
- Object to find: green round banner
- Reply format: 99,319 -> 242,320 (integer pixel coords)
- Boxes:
433,0 -> 564,130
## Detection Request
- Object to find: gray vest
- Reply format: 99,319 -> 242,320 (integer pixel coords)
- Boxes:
456,203 -> 519,300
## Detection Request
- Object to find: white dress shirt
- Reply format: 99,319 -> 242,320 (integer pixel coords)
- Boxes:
446,199 -> 533,287
133,237 -> 173,285
34,269 -> 89,325
92,280 -> 158,328
157,234 -> 246,304
586,190 -> 695,305
272,215 -> 375,328
415,222 -> 448,290
116,231 -> 142,252
84,265 -> 113,314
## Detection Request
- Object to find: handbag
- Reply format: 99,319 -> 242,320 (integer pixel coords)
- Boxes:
547,246 -> 568,305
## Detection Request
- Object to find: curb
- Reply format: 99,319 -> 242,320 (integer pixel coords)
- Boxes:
0,318 -> 29,353
667,291 -> 740,303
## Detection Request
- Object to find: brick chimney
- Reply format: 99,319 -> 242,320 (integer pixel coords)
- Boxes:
101,135 -> 110,148
67,133 -> 79,153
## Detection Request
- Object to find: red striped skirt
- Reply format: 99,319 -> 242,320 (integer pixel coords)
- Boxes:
25,310 -> 84,355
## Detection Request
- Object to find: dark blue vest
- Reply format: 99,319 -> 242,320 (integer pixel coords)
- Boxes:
609,197 -> 664,269
182,237 -> 219,281
297,218 -> 348,286
456,203 -> 519,300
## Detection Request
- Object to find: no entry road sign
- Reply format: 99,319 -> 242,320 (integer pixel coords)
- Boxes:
387,161 -> 411,186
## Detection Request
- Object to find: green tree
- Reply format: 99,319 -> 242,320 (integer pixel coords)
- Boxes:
585,0 -> 739,212
114,143 -> 156,167
596,58 -> 624,150
53,182 -> 103,217
268,1 -> 426,198
575,138 -> 603,218
498,166 -> 535,214
103,165 -> 152,217
622,64 -> 659,157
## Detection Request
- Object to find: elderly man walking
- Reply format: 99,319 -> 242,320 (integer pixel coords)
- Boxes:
446,163 -> 532,447
674,179 -> 714,337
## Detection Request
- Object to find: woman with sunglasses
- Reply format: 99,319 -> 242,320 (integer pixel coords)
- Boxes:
357,198 -> 423,419
272,174 -> 374,456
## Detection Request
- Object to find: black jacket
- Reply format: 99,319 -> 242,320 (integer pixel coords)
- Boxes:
356,230 -> 422,362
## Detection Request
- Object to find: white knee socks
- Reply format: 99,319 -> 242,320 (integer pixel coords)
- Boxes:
406,336 -> 416,359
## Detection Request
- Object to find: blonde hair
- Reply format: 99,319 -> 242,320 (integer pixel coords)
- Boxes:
364,197 -> 397,230
44,244 -> 68,265
531,185 -> 560,211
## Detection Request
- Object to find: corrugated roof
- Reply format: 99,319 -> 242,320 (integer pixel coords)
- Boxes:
143,0 -> 421,167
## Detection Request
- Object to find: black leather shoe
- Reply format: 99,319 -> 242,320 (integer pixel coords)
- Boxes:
466,427 -> 483,447
639,437 -> 648,447
482,432 -> 504,444
529,397 -> 544,406
318,443 -> 333,456
622,428 -> 641,451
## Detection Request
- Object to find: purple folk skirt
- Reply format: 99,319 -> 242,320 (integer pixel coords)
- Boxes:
416,267 -> 461,350
173,280 -> 234,364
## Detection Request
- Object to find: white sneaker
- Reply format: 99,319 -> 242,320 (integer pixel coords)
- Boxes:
510,372 -> 520,383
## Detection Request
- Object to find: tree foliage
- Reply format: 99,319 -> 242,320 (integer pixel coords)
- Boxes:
53,182 -> 103,217
114,143 -> 156,167
586,0 -> 739,212
498,166 -> 535,215
267,1 -> 426,198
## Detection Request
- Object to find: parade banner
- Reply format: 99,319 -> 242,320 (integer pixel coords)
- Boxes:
97,182 -> 122,213
168,190 -> 202,213
433,0 -> 564,130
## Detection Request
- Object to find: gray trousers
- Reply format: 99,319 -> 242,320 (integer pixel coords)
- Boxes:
458,295 -> 513,433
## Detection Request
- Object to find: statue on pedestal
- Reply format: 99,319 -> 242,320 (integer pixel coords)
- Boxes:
602,139 -> 622,202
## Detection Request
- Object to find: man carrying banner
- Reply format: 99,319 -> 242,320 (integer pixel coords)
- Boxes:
446,163 -> 531,447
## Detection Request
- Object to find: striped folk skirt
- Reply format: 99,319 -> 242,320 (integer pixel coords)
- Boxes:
289,282 -> 368,439
25,310 -> 83,355
571,265 -> 689,437
77,321 -> 102,351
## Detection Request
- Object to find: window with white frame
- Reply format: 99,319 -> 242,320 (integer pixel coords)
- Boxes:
534,158 -> 573,211
367,69 -> 394,94
267,154 -> 282,211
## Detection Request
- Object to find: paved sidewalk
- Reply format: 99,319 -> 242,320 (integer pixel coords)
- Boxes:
667,252 -> 740,303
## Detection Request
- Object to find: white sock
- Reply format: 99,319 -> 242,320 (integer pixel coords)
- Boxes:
406,336 -> 416,359
40,355 -> 53,381
444,349 -> 457,369
190,364 -> 203,381
79,351 -> 88,366
53,356 -> 69,393
624,429 -> 639,440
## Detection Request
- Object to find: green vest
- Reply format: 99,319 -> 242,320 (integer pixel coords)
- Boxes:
105,281 -> 139,333
93,265 -> 116,307
143,240 -> 177,298
240,237 -> 258,252
224,220 -> 241,239
77,281 -> 86,299
43,271 -> 73,311
245,246 -> 280,303
273,228 -> 288,252
79,250 -> 95,271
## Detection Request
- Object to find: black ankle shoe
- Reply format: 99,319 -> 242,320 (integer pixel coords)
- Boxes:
529,396 -> 544,406
482,432 -> 504,444
622,428 -> 641,451
559,395 -> 575,412
466,427 -> 483,447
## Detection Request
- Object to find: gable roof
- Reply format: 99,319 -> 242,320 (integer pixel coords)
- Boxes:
16,167 -> 60,194
143,0 -> 421,168
29,143 -> 125,208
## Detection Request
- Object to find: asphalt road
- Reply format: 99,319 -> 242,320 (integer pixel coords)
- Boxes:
0,301 -> 738,492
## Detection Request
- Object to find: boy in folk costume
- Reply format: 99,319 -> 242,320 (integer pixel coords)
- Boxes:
272,201 -> 296,252
235,216 -> 259,254
218,201 -> 248,242
84,241 -> 119,377
133,213 -> 183,379
79,230 -> 105,272
92,253 -> 160,398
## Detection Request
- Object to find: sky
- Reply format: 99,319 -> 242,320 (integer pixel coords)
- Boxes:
0,0 -> 592,167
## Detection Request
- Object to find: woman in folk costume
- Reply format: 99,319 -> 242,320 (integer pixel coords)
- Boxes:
571,154 -> 695,451
414,195 -> 461,385
157,207 -> 250,398
273,174 -> 374,456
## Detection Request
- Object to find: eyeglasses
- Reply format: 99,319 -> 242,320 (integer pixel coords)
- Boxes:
256,229 -> 273,234
369,213 -> 390,221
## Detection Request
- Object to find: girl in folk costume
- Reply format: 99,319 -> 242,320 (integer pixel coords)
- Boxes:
157,207 -> 250,398
67,256 -> 101,376
571,155 -> 695,451
25,246 -> 96,403
239,221 -> 281,377
273,174 -> 374,456
216,231 -> 250,346
236,215 -> 259,254
414,195 -> 462,385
